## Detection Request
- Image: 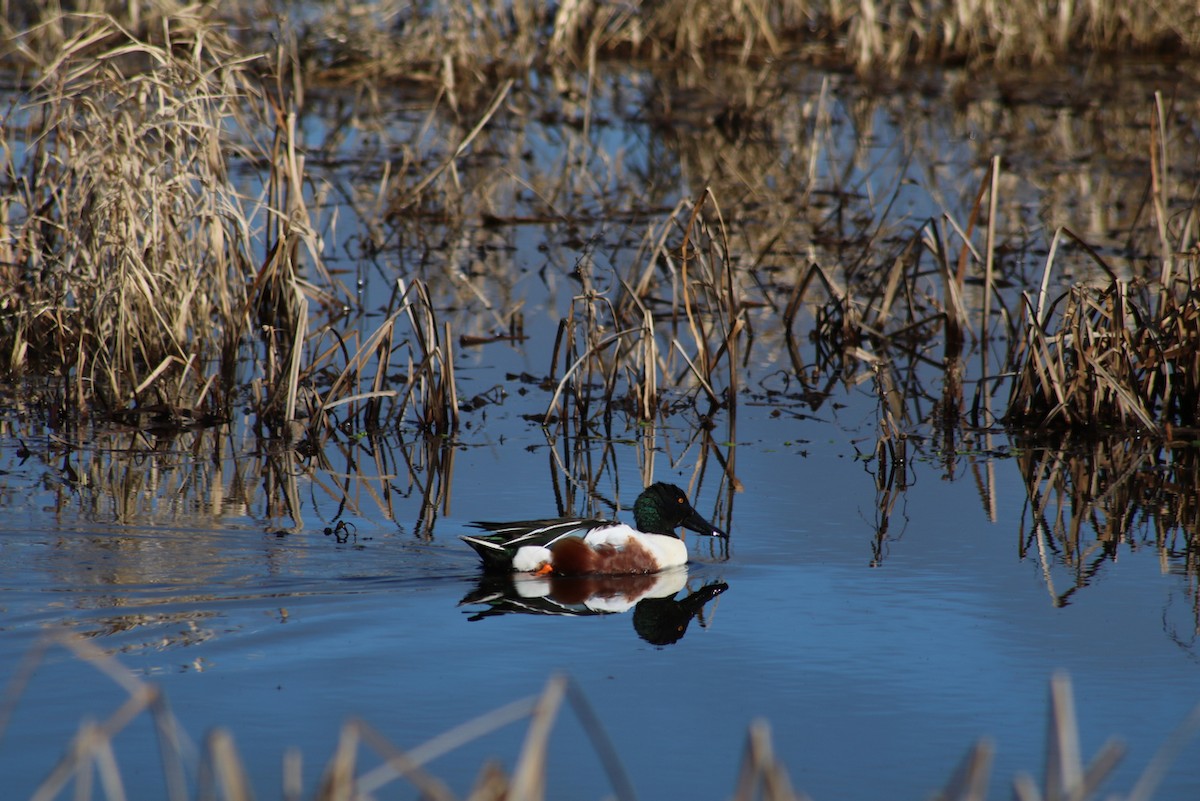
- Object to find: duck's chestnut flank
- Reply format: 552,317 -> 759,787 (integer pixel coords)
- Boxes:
549,536 -> 659,575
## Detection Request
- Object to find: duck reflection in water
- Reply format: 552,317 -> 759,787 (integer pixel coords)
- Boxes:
460,568 -> 728,646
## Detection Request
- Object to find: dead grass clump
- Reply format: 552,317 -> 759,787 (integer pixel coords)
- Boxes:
847,0 -> 1200,72
0,14 -> 261,418
0,12 -> 371,438
0,2 -> 228,73
1005,277 -> 1200,435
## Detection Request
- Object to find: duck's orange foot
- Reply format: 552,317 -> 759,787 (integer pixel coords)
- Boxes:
534,563 -> 555,576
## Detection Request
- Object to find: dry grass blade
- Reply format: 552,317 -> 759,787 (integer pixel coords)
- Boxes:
394,77 -> 515,209
561,679 -> 638,801
932,739 -> 994,801
25,642 -> 165,801
0,636 -> 53,748
1045,672 -> 1083,797
730,720 -> 806,801
923,219 -> 968,348
396,279 -> 460,434
1127,699 -> 1200,801
316,724 -> 359,801
671,337 -> 720,406
150,691 -> 190,801
509,675 -> 567,801
977,156 -> 1003,341
1039,672 -> 1126,801
311,310 -> 403,436
6,636 -> 1200,801
355,695 -> 540,794
198,729 -> 255,801
351,720 -> 461,801
543,328 -> 639,425
282,748 -> 303,801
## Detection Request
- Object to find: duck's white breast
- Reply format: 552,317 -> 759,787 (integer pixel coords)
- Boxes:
583,524 -> 688,568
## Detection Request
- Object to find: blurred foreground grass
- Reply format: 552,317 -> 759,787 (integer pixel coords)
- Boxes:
2,634 -> 1199,801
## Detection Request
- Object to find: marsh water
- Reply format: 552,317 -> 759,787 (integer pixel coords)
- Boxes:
3,55 -> 1200,800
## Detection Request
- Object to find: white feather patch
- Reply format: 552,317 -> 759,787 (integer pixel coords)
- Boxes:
511,545 -> 553,573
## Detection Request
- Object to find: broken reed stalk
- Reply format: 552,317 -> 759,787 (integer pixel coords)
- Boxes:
679,190 -> 713,382
308,310 -> 403,440
922,219 -> 966,350
544,241 -> 703,427
543,328 -> 640,426
635,307 -> 659,419
1150,91 -> 1175,306
983,156 -> 1001,342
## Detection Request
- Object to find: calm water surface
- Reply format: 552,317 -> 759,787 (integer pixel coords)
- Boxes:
1,392 -> 1198,800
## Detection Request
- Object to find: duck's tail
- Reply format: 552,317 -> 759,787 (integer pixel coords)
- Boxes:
460,535 -> 515,573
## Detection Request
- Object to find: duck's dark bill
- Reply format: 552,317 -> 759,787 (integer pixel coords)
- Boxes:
682,508 -> 727,538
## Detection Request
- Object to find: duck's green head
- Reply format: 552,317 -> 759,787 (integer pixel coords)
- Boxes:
633,482 -> 727,538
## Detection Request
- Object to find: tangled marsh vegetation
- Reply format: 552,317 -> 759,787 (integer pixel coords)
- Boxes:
2,2 -> 1200,799
0,2 -> 1198,440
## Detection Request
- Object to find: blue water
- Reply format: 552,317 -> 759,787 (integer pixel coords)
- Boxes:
1,392 -> 1198,800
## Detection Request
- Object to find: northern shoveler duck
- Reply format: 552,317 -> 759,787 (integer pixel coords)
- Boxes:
461,482 -> 727,576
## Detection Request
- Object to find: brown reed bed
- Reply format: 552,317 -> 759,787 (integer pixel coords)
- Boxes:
0,11 -> 298,429
0,4 -> 1197,552
8,1 -> 1199,577
3,634 -> 1198,801
2,5 -> 1198,441
0,9 -> 433,441
222,0 -> 1200,80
